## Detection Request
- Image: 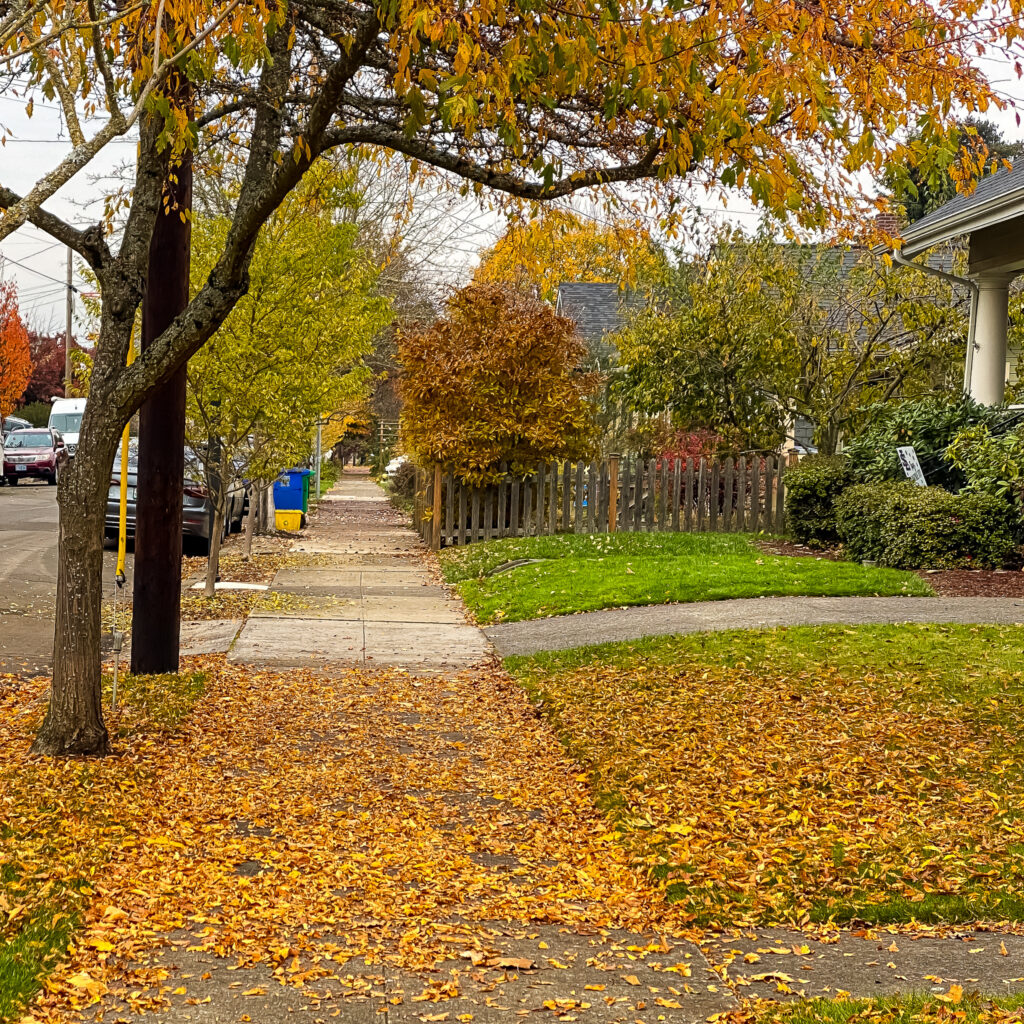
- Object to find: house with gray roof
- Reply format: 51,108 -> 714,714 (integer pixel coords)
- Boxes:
897,161 -> 1023,404
554,281 -> 636,369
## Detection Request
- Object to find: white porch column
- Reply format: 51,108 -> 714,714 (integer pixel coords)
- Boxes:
969,273 -> 1013,405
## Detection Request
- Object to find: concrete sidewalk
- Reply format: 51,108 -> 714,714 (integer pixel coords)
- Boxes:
228,473 -> 491,672
486,593 -> 1024,657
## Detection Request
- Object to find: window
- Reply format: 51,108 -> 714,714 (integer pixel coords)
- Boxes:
50,413 -> 83,433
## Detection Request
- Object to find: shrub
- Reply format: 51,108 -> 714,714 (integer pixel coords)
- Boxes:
398,283 -> 599,485
836,481 -> 1019,569
844,396 -> 1003,491
14,400 -> 51,427
784,455 -> 855,547
947,423 -> 1024,509
389,459 -> 417,499
834,482 -> 910,563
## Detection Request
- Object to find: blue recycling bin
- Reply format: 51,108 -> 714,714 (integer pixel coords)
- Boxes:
274,468 -> 312,512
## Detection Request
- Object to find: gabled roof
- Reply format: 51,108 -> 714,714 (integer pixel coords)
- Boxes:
901,162 -> 1024,256
555,282 -> 628,342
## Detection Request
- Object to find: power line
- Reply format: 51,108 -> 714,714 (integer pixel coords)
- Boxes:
0,137 -> 138,143
0,252 -> 77,289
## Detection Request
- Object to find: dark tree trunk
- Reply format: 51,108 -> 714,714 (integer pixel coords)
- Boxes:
131,151 -> 192,675
31,424 -> 119,755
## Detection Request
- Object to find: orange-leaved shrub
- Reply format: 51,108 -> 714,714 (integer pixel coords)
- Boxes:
398,283 -> 599,485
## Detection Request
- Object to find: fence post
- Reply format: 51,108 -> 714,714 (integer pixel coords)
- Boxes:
537,464 -> 547,536
431,464 -> 442,551
696,458 -> 707,531
709,459 -> 720,532
548,462 -> 558,535
608,455 -> 619,533
736,457 -> 747,531
671,458 -> 682,531
458,482 -> 468,546
684,458 -> 694,531
562,461 -> 571,533
574,462 -> 584,533
497,462 -> 508,539
750,457 -> 761,534
657,459 -> 668,530
723,457 -> 734,532
774,460 -> 782,532
587,461 -> 597,533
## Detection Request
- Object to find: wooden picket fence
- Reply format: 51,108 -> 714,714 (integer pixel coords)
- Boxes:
411,455 -> 786,549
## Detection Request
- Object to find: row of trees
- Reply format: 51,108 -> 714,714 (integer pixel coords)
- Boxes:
0,283 -> 31,420
0,285 -> 94,423
185,163 -> 393,591
616,237 -> 969,455
396,210 -> 986,481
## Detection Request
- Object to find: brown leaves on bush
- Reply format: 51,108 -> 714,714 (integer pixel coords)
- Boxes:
398,283 -> 599,485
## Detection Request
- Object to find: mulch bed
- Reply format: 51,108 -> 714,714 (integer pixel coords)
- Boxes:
758,540 -> 1024,597
917,569 -> 1024,598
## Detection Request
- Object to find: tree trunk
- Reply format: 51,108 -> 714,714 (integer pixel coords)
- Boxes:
203,443 -> 227,596
204,507 -> 224,598
242,500 -> 255,560
31,427 -> 119,756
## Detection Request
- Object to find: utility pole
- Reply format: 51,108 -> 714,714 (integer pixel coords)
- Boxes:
131,79 -> 193,675
65,248 -> 73,391
314,417 -> 322,500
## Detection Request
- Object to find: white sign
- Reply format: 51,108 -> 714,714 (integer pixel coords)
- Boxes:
896,446 -> 927,487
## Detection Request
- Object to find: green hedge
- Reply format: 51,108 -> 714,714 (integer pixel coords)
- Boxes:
784,455 -> 855,547
835,481 -> 1019,569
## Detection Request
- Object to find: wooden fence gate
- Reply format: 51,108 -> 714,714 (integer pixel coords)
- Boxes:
411,455 -> 786,549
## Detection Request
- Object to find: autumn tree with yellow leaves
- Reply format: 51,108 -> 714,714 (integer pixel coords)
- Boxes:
3,0 -> 1023,755
474,211 -> 666,302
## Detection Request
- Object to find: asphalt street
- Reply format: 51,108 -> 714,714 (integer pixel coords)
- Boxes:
0,480 -> 133,676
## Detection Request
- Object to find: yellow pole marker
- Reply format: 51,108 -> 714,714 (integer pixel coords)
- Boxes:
112,331 -> 134,712
116,335 -> 135,580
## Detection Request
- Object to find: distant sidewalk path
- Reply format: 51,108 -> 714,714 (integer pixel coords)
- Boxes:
485,594 -> 1024,657
228,472 -> 491,672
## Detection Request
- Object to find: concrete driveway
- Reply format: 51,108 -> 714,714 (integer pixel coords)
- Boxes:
0,479 -> 133,676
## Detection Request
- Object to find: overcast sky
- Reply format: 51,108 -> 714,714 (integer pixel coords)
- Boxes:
1,47 -> 1022,330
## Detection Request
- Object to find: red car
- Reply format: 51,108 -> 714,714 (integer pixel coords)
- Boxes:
2,428 -> 69,485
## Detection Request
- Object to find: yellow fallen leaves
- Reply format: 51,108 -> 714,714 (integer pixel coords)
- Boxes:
1,656 -> 679,1021
535,659 -> 1024,926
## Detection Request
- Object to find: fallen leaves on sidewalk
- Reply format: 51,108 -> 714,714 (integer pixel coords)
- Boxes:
531,658 -> 1024,927
1,658 -> 674,1021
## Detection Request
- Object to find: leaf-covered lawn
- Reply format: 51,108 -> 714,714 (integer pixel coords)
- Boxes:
509,624 -> 1024,927
439,533 -> 932,623
728,992 -> 1024,1024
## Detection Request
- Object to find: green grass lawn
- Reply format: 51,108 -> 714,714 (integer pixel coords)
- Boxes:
439,533 -> 933,623
737,993 -> 1024,1024
508,623 -> 1024,927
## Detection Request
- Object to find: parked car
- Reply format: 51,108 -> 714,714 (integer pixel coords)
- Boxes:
105,443 -> 247,553
48,397 -> 86,457
2,415 -> 32,437
2,428 -> 69,485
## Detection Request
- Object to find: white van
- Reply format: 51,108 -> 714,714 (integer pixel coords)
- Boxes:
48,397 -> 86,457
